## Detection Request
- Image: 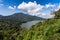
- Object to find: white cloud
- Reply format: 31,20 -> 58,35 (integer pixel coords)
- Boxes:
18,1 -> 44,16
54,4 -> 60,11
37,13 -> 54,19
45,3 -> 55,8
8,6 -> 16,10
17,1 -> 57,18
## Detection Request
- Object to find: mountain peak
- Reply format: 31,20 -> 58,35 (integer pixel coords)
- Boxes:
0,13 -> 45,23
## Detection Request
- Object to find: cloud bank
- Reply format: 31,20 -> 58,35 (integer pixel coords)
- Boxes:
18,1 -> 44,15
17,1 -> 55,18
45,3 -> 55,8
8,1 -> 60,18
8,6 -> 16,10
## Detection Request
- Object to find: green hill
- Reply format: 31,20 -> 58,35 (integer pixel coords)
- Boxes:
22,9 -> 60,40
23,18 -> 60,40
3,18 -> 59,40
0,9 -> 60,40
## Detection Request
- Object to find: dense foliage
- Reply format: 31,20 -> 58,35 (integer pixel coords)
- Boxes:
0,20 -> 27,40
22,9 -> 60,40
23,18 -> 60,40
0,9 -> 60,40
54,9 -> 60,18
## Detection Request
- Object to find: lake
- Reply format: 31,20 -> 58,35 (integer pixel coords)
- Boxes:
21,20 -> 43,29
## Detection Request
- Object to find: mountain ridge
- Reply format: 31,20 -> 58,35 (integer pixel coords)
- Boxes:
0,13 -> 45,21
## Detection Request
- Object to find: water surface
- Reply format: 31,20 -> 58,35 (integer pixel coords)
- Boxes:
21,20 -> 42,29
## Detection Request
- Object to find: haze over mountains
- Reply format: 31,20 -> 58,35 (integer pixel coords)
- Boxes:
0,13 -> 45,21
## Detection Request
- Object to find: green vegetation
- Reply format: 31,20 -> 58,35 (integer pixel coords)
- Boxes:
23,18 -> 60,40
0,19 -> 27,40
0,9 -> 60,40
54,9 -> 60,18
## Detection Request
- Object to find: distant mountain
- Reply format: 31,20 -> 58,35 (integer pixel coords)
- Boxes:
0,15 -> 3,18
0,13 -> 45,23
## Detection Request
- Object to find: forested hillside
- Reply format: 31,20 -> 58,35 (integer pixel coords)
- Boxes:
0,9 -> 60,40
23,18 -> 60,40
23,9 -> 60,40
0,20 -> 27,40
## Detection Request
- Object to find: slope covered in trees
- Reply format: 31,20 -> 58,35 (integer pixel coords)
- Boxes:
0,12 -> 44,40
0,21 -> 27,40
23,18 -> 60,40
0,9 -> 60,40
24,9 -> 60,40
23,9 -> 60,40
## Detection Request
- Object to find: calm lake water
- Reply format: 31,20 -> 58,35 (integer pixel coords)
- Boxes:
21,20 -> 42,29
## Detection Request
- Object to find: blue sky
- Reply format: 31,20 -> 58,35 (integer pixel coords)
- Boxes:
0,0 -> 60,18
